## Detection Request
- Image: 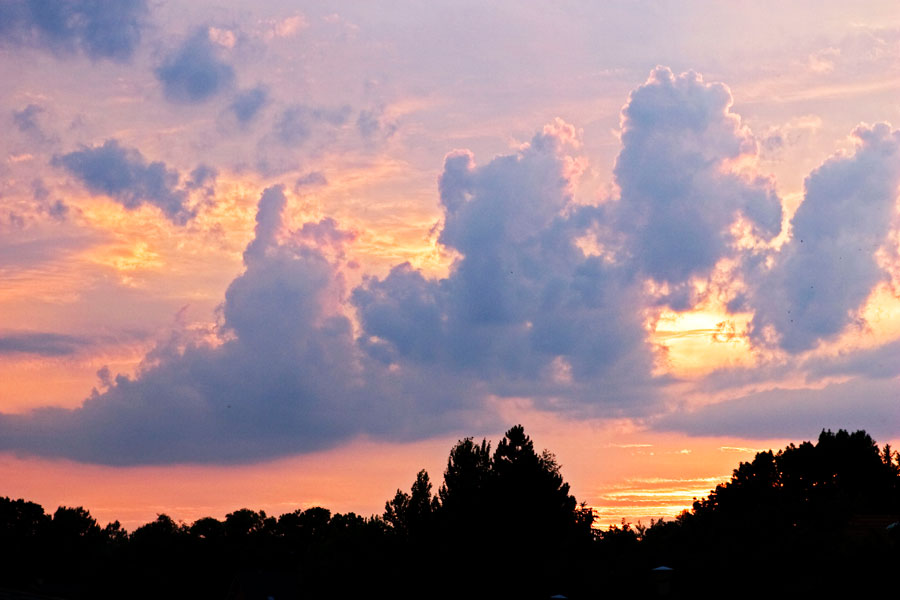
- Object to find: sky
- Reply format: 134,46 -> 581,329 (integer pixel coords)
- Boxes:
1,0 -> 899,529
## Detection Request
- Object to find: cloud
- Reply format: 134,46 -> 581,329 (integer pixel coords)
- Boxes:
273,105 -> 352,145
805,339 -> 900,381
352,124 -> 656,406
0,332 -> 90,357
295,171 -> 327,189
185,164 -> 217,190
0,186 -> 478,464
230,86 -> 269,124
654,377 -> 900,442
0,0 -> 147,61
0,232 -> 104,272
7,66 -> 898,465
255,105 -> 353,174
746,123 -> 900,352
155,28 -> 236,103
12,104 -> 56,146
602,67 -> 782,301
31,178 -> 69,221
54,140 -> 197,224
356,105 -> 397,141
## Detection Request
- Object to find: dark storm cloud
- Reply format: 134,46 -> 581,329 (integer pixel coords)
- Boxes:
0,0 -> 147,61
54,139 -> 197,224
155,28 -> 236,103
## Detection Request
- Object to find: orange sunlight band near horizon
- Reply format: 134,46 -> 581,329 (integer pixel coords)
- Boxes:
0,424 -> 798,534
588,475 -> 729,529
0,425 -> 892,534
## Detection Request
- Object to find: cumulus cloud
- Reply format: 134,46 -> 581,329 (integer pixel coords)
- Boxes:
353,125 -> 655,405
0,123 -> 661,465
603,67 -> 782,301
747,123 -> 900,352
7,66 -> 898,465
0,0 -> 147,61
156,28 -> 236,103
54,140 -> 198,224
0,186 -> 478,464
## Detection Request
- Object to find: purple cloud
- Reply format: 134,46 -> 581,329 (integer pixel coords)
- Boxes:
0,0 -> 147,61
54,140 -> 199,225
156,28 -> 235,104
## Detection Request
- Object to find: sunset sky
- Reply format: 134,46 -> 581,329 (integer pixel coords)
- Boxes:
1,1 -> 899,529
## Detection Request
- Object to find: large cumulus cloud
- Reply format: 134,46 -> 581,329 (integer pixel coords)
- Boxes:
353,124 -> 653,404
747,123 -> 900,352
5,66 -> 899,464
0,186 -> 477,464
604,67 -> 782,304
0,0 -> 147,61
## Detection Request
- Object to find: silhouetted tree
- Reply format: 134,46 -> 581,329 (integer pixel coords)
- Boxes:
693,429 -> 900,529
0,496 -> 48,540
670,429 -> 900,595
49,506 -> 104,582
2,425 -> 895,599
191,516 -> 225,541
492,424 -> 578,541
0,497 -> 49,587
439,436 -> 493,510
103,519 -> 128,545
277,506 -> 331,548
225,508 -> 274,538
384,469 -> 438,540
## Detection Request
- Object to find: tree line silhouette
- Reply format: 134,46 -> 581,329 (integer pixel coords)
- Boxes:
1,426 -> 898,598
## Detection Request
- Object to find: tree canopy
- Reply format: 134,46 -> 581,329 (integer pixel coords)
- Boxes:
0,426 -> 898,598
